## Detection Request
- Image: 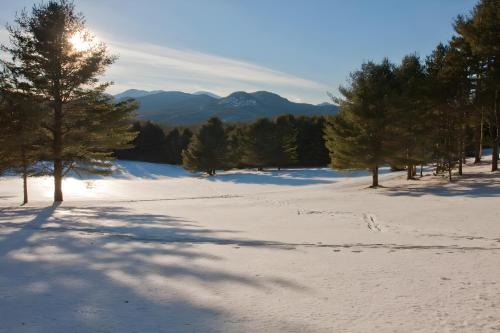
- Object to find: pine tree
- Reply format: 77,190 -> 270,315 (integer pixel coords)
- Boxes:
164,127 -> 192,165
454,0 -> 500,171
124,121 -> 167,163
114,122 -> 142,161
295,116 -> 330,167
425,43 -> 465,180
390,54 -> 432,179
1,0 -> 136,202
180,128 -> 193,153
0,86 -> 43,204
182,117 -> 227,175
242,118 -> 279,171
165,128 -> 182,164
224,125 -> 245,169
274,115 -> 298,169
324,59 -> 397,187
446,37 -> 475,176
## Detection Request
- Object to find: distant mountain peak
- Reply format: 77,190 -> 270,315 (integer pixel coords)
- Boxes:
252,90 -> 281,97
114,89 -> 165,100
219,91 -> 258,107
193,91 -> 220,99
114,89 -> 338,124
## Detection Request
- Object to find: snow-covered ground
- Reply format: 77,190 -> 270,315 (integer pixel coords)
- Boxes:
0,159 -> 499,332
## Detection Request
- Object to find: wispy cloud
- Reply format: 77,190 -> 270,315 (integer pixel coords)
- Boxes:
0,27 -> 330,103
104,38 -> 329,102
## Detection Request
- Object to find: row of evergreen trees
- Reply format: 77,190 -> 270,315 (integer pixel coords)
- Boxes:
0,1 -> 137,203
115,122 -> 193,164
324,0 -> 498,187
0,0 -> 497,202
182,115 -> 329,175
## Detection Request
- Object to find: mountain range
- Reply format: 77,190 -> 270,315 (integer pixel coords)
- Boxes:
115,89 -> 338,125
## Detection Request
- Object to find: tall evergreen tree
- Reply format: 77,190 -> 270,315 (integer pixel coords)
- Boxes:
446,37 -> 475,176
425,44 -> 464,180
1,0 -> 136,202
390,54 -> 430,179
0,84 -> 43,204
295,116 -> 330,167
164,128 -> 193,165
454,0 -> 500,171
273,115 -> 298,170
182,117 -> 227,175
116,121 -> 167,163
324,59 -> 397,187
224,125 -> 245,169
242,118 -> 279,171
165,128 -> 182,164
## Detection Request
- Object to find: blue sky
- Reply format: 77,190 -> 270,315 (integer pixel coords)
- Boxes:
0,0 -> 477,103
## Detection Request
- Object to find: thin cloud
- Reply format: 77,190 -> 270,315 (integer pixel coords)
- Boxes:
0,27 -> 330,103
108,40 -> 325,89
104,38 -> 330,102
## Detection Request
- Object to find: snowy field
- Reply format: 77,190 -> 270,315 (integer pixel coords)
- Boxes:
0,159 -> 499,332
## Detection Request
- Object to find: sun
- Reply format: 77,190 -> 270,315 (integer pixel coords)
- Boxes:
69,31 -> 94,52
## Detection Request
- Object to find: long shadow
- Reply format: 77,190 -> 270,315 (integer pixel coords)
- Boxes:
204,168 -> 392,186
45,160 -> 190,180
0,204 -> 308,332
108,160 -> 190,179
0,203 -> 60,255
384,172 -> 500,198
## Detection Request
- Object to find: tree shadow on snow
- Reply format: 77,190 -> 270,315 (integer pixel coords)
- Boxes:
383,172 -> 500,198
206,168 -> 385,186
62,160 -> 190,180
0,204 -> 309,332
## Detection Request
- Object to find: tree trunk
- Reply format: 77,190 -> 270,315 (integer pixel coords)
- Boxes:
448,162 -> 452,181
407,164 -> 412,180
420,165 -> 423,177
493,140 -> 499,172
53,102 -> 63,202
458,139 -> 463,176
54,160 -> 63,201
492,89 -> 499,172
474,107 -> 483,164
371,166 -> 379,187
22,164 -> 28,205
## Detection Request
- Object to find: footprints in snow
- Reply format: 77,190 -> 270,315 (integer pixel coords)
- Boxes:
363,213 -> 382,232
296,209 -> 384,233
296,209 -> 355,217
257,196 -> 385,234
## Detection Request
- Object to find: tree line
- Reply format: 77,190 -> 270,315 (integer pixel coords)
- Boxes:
114,121 -> 193,165
182,115 -> 329,175
324,0 -> 498,187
